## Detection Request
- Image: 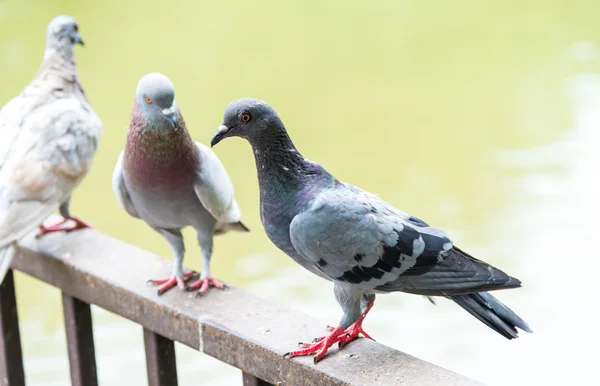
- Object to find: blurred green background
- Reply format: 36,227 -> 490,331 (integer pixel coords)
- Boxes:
1,0 -> 599,385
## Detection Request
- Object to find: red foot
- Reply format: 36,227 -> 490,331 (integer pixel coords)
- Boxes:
36,216 -> 93,238
320,322 -> 373,344
286,300 -> 375,363
285,326 -> 346,363
187,277 -> 227,296
149,272 -> 195,295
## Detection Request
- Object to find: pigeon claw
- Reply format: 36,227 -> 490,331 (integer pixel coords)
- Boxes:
148,272 -> 196,295
311,325 -> 338,343
339,323 -> 373,348
337,310 -> 374,348
285,326 -> 346,363
286,307 -> 375,363
36,216 -> 93,238
187,277 -> 227,296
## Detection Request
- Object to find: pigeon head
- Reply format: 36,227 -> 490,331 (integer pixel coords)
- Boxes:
211,98 -> 285,147
135,73 -> 178,129
46,15 -> 83,54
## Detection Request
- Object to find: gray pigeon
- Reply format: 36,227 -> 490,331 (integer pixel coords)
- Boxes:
211,98 -> 532,363
112,73 -> 249,296
0,15 -> 102,283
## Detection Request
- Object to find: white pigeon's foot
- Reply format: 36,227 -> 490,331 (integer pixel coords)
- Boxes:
36,216 -> 93,238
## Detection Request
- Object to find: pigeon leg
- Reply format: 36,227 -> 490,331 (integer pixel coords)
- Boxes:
187,232 -> 227,296
36,216 -> 93,237
311,293 -> 376,343
315,298 -> 375,343
288,297 -> 375,363
36,197 -> 93,237
339,297 -> 375,346
148,228 -> 196,295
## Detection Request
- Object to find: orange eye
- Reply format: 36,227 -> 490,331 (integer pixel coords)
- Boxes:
241,112 -> 252,123
145,96 -> 153,104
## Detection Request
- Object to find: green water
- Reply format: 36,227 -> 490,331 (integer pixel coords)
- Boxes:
1,0 -> 598,384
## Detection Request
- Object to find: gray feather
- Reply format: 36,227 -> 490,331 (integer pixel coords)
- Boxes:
377,247 -> 521,295
451,292 -> 533,339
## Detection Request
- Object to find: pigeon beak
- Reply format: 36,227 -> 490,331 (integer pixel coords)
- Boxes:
210,125 -> 230,147
162,106 -> 178,128
76,34 -> 84,47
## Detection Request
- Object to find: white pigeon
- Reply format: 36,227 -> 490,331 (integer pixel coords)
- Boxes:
0,15 -> 103,283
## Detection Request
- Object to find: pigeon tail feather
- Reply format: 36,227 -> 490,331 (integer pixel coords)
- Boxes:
451,291 -> 533,339
229,221 -> 250,232
214,221 -> 250,236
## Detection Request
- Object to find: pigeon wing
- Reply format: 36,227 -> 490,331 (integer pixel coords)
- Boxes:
290,183 -> 516,294
193,141 -> 242,224
112,150 -> 140,219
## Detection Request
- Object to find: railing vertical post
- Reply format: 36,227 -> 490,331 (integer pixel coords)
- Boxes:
143,328 -> 177,386
242,373 -> 273,386
0,270 -> 25,386
62,293 -> 98,386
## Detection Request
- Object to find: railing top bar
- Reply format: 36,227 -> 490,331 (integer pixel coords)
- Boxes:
13,215 -> 481,386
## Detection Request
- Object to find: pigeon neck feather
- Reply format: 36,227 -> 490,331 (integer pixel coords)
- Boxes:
251,128 -> 334,214
124,103 -> 199,190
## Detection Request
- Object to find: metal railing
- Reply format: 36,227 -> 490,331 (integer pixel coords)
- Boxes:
0,216 -> 480,386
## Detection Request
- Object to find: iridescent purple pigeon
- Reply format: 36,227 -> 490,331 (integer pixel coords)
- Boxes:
210,98 -> 532,363
112,73 -> 248,296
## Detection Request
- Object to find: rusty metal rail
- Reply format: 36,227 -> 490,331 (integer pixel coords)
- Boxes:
0,216 -> 481,385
